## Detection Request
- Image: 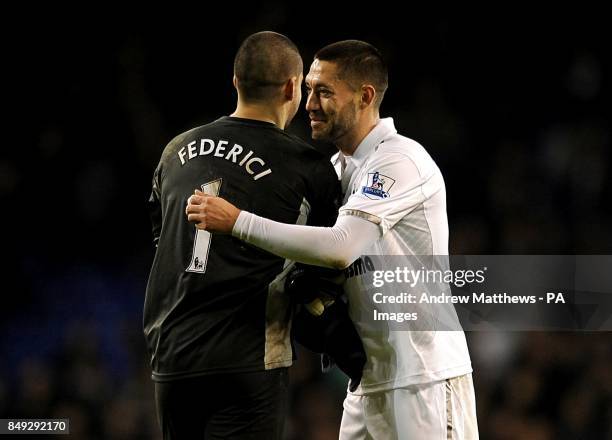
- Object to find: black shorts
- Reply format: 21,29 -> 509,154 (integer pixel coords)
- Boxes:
154,368 -> 288,440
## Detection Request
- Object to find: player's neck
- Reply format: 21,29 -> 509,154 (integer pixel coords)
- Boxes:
336,113 -> 380,156
231,102 -> 284,129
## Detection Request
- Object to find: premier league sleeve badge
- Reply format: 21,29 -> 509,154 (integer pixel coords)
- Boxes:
361,171 -> 396,199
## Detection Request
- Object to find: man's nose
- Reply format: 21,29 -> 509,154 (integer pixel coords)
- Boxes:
305,92 -> 320,112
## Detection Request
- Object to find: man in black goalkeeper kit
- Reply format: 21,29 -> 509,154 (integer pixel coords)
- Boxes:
144,32 -> 364,440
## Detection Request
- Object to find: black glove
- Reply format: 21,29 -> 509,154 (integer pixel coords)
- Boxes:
287,265 -> 366,391
285,264 -> 344,309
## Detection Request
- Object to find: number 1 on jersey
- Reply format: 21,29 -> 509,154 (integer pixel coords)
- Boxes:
186,178 -> 222,273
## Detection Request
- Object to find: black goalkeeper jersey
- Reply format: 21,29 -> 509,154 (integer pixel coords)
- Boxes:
144,116 -> 340,381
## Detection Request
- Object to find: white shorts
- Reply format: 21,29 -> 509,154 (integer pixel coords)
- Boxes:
339,373 -> 478,440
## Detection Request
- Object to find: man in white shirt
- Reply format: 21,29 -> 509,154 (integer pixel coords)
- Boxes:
186,40 -> 479,439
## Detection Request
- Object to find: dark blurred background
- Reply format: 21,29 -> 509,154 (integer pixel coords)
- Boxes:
1,7 -> 610,439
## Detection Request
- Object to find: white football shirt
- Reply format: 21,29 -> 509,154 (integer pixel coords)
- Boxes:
333,118 -> 472,394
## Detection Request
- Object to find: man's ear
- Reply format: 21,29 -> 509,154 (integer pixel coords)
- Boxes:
360,84 -> 376,108
283,76 -> 297,101
233,75 -> 238,90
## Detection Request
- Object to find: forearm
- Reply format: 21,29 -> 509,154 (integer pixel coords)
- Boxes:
232,212 -> 381,269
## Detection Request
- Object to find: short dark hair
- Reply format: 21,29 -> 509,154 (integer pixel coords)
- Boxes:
234,31 -> 303,102
315,40 -> 388,108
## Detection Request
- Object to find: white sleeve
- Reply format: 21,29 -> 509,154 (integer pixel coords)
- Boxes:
340,149 -> 444,234
232,211 -> 382,270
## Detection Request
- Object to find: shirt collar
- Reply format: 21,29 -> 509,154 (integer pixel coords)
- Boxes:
335,117 -> 397,169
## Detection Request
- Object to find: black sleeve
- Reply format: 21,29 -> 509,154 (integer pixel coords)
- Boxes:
148,163 -> 163,247
305,158 -> 341,227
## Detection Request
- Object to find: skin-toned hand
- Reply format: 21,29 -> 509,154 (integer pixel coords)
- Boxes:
185,190 -> 242,233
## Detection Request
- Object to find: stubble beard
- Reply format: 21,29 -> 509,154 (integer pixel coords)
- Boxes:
312,102 -> 357,144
